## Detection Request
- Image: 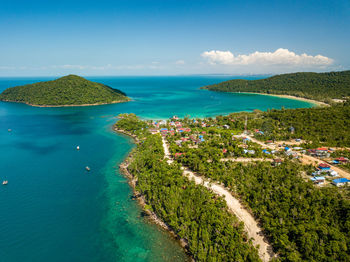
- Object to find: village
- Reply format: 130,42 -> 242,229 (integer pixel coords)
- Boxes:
147,115 -> 350,189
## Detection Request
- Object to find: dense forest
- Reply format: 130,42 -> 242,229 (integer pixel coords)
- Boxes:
0,74 -> 129,106
115,115 -> 261,262
201,71 -> 350,102
247,101 -> 350,147
167,127 -> 350,261
178,155 -> 350,261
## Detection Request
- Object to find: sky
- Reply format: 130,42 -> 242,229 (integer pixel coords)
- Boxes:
0,0 -> 349,76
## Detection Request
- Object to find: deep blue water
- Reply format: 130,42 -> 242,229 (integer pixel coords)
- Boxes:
0,76 -> 314,262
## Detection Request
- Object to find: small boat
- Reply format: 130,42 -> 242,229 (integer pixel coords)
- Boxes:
85,166 -> 90,171
76,146 -> 80,150
8,129 -> 11,132
2,180 -> 8,185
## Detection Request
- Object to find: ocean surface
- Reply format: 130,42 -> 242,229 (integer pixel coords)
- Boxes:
0,76 -> 314,262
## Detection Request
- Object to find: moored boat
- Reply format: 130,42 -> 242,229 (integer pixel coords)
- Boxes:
2,180 -> 8,185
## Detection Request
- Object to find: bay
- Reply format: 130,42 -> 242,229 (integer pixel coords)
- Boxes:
0,76 -> 313,261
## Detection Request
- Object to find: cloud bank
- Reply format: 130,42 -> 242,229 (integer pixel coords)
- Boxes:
201,48 -> 333,67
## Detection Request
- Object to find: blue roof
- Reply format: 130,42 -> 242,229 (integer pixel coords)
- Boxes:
160,128 -> 168,131
310,176 -> 325,181
285,147 -> 290,151
333,178 -> 350,184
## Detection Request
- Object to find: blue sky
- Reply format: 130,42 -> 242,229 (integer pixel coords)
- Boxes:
0,0 -> 349,76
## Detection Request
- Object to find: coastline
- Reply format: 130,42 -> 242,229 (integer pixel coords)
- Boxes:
234,92 -> 329,107
113,126 -> 192,259
0,99 -> 131,108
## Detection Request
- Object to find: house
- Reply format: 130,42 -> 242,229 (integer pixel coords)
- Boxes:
310,176 -> 325,185
223,124 -> 230,129
332,178 -> 350,187
318,163 -> 331,170
329,170 -> 339,177
174,153 -> 185,158
289,126 -> 295,133
316,148 -> 330,158
263,149 -> 271,154
149,128 -> 158,134
243,149 -> 255,155
273,159 -> 283,166
336,157 -> 349,163
222,148 -> 227,154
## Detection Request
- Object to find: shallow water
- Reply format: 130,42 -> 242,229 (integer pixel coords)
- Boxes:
0,76 -> 313,261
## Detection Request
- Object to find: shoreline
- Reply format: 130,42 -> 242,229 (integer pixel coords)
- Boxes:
0,99 -> 131,108
113,127 -> 192,260
234,92 -> 329,107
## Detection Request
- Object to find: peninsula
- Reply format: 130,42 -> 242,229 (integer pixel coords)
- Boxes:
201,70 -> 350,104
114,99 -> 350,261
0,74 -> 130,107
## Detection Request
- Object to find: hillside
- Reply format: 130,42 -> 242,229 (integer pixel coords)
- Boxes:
0,75 -> 130,106
201,70 -> 350,103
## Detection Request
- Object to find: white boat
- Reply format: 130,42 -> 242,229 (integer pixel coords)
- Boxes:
2,180 -> 8,185
85,166 -> 90,171
76,146 -> 80,150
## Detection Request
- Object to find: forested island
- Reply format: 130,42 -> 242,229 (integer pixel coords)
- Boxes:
201,70 -> 350,103
0,75 -> 130,106
114,99 -> 350,261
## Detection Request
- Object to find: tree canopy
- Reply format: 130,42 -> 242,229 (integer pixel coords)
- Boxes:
0,74 -> 130,106
201,71 -> 350,102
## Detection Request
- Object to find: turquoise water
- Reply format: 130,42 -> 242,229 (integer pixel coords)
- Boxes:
0,76 -> 314,262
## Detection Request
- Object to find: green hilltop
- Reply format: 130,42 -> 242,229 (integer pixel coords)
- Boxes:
0,74 -> 130,106
201,70 -> 350,103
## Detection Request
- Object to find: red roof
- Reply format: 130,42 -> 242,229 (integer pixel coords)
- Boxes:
317,147 -> 328,151
319,163 -> 330,168
174,153 -> 184,157
336,157 -> 349,161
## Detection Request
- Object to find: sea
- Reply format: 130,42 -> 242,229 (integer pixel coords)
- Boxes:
0,76 -> 314,262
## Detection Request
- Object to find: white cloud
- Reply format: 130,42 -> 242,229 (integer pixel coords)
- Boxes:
201,48 -> 333,67
175,60 -> 185,65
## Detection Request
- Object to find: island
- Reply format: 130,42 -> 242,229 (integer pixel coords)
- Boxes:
0,74 -> 130,107
201,70 -> 350,104
114,98 -> 350,261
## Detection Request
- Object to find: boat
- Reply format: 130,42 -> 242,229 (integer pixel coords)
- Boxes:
76,146 -> 80,150
2,180 -> 8,185
8,129 -> 11,132
85,166 -> 90,171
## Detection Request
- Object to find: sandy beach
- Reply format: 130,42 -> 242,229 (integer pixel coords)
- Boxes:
237,92 -> 329,107
0,99 -> 130,107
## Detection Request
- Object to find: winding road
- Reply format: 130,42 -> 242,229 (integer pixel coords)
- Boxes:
161,136 -> 275,262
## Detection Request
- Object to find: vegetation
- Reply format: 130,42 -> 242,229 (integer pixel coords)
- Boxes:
188,159 -> 350,261
0,74 -> 130,106
246,101 -> 350,147
115,115 -> 261,262
165,119 -> 350,261
201,70 -> 350,103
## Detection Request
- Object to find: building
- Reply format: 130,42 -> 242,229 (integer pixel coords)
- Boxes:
318,163 -> 331,171
332,178 -> 350,187
336,157 -> 349,163
310,176 -> 325,185
273,159 -> 283,166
